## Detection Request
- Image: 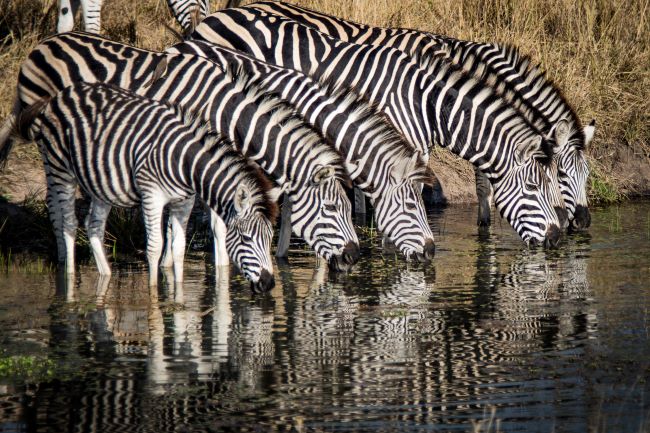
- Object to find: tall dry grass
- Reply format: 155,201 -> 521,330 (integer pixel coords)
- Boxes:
0,0 -> 648,201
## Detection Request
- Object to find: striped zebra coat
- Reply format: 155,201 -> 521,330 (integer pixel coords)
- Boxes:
6,32 -> 359,271
16,82 -> 277,291
242,1 -> 594,230
191,8 -> 564,247
169,40 -> 437,261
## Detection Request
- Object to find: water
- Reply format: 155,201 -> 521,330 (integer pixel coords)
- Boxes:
0,203 -> 649,432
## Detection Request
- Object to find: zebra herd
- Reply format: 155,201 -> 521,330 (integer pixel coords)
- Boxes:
0,1 -> 595,292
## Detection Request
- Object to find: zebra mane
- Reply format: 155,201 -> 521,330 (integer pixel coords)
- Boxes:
224,64 -> 352,186
432,39 -> 586,150
493,43 -> 586,149
418,54 -> 556,165
192,127 -> 279,222
313,72 -> 434,186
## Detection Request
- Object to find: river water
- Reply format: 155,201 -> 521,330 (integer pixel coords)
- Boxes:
0,202 -> 648,432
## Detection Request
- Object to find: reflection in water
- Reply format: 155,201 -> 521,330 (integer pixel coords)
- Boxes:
0,204 -> 649,432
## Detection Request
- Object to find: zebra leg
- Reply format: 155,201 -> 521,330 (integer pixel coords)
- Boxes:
354,187 -> 366,215
475,166 -> 493,227
57,0 -> 76,32
160,216 -> 174,269
56,182 -> 78,274
276,195 -> 292,258
141,190 -> 168,286
85,199 -> 112,276
81,0 -> 103,33
210,210 -> 229,267
168,197 -> 194,283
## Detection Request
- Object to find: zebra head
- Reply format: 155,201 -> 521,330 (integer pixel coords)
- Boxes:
225,184 -> 275,293
284,165 -> 359,272
557,120 -> 594,231
370,153 -> 436,262
493,135 -> 562,248
544,119 -> 574,231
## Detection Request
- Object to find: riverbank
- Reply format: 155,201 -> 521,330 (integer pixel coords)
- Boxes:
1,0 -> 649,206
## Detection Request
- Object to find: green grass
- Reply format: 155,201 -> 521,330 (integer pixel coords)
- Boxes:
0,353 -> 57,384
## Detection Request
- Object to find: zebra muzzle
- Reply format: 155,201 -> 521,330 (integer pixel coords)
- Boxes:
415,238 -> 436,262
250,268 -> 275,293
328,241 -> 360,272
570,205 -> 591,231
555,206 -> 569,231
543,224 -> 562,249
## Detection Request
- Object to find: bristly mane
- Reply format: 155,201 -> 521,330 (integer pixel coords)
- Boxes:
417,53 -> 556,166
314,71 -> 435,186
224,63 -> 352,186
430,38 -> 586,150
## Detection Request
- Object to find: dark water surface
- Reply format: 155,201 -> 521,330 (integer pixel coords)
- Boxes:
0,203 -> 649,432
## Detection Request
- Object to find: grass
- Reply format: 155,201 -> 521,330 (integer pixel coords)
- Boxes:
0,0 -> 648,206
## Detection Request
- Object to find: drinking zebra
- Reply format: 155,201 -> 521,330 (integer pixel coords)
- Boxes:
239,1 -> 594,230
169,40 -> 437,261
2,31 -> 359,271
57,0 -> 209,34
191,8 -> 564,247
13,82 -> 277,291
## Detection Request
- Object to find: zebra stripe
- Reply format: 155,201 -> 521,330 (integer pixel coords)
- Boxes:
245,1 -> 592,230
7,31 -> 358,270
192,8 -> 563,247
18,82 -> 276,290
170,40 -> 437,260
56,0 -> 208,34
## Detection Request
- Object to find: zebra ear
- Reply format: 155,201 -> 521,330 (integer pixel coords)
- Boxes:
550,119 -> 571,152
583,119 -> 596,146
312,165 -> 336,185
515,135 -> 543,165
234,185 -> 251,214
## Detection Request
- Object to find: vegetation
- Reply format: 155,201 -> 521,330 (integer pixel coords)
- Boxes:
0,0 -> 647,209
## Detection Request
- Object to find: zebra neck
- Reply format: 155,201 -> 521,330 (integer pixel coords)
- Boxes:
184,142 -> 237,224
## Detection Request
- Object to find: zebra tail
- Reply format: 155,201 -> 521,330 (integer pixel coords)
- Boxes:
0,98 -> 22,169
6,96 -> 51,158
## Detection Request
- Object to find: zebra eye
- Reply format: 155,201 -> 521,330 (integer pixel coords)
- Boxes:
525,182 -> 539,192
405,202 -> 417,211
323,203 -> 337,212
241,233 -> 253,243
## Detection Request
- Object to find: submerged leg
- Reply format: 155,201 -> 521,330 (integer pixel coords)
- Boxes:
276,195 -> 292,258
475,167 -> 494,227
168,197 -> 194,283
210,210 -> 229,267
141,189 -> 168,286
85,199 -> 112,276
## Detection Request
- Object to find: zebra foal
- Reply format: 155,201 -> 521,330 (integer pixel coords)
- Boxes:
243,1 -> 594,230
14,82 -> 277,291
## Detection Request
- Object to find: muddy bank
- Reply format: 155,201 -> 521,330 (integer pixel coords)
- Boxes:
1,141 -> 649,207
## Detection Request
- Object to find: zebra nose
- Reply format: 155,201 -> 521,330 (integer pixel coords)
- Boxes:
415,238 -> 435,263
555,206 -> 569,230
543,224 -> 561,249
571,205 -> 591,230
328,241 -> 360,272
250,269 -> 275,293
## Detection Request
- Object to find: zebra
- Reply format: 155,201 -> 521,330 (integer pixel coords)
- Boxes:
168,40 -> 438,261
3,31 -> 359,271
191,8 -> 564,247
14,81 -> 277,291
57,0 -> 209,34
239,1 -> 594,231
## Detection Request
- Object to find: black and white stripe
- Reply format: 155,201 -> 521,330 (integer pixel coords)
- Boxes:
166,0 -> 209,33
170,40 -> 437,261
191,8 -> 563,246
6,31 -> 359,271
16,82 -> 276,290
243,1 -> 593,230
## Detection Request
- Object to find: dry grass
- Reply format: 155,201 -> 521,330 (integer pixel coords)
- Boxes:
0,0 -> 648,202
